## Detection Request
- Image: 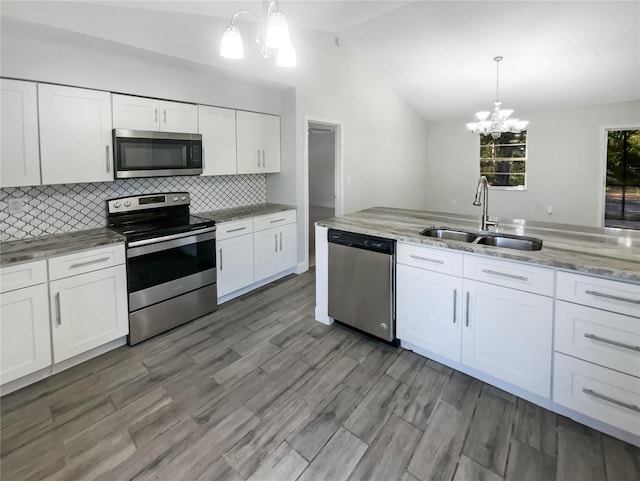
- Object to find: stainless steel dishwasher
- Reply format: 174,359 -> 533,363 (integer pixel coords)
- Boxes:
328,229 -> 396,342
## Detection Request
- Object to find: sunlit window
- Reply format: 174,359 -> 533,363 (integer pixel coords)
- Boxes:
479,131 -> 527,189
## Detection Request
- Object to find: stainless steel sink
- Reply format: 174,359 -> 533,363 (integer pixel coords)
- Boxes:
474,234 -> 543,251
419,227 -> 543,251
419,228 -> 478,243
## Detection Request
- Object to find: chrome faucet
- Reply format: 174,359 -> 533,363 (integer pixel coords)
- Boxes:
473,176 -> 498,232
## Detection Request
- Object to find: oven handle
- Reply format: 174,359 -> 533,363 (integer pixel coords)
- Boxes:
128,227 -> 216,248
127,229 -> 216,258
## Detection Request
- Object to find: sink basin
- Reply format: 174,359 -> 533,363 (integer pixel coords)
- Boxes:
475,234 -> 543,251
420,228 -> 478,243
419,227 -> 543,251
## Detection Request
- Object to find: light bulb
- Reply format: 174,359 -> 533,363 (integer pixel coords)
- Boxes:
266,11 -> 291,49
220,25 -> 243,59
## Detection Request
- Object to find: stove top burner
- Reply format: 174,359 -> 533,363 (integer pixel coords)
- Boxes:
106,192 -> 215,243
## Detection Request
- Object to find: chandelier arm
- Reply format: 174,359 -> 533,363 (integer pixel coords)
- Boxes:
230,9 -> 268,52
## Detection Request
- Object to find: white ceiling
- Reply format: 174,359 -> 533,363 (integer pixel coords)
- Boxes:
6,1 -> 640,120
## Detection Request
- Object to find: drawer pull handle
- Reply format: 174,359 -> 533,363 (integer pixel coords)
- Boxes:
582,388 -> 640,413
481,269 -> 528,282
226,227 -> 247,233
465,291 -> 470,327
270,218 -> 286,223
584,333 -> 640,352
69,256 -> 111,269
55,292 -> 62,325
453,289 -> 457,324
584,290 -> 640,305
410,255 -> 444,264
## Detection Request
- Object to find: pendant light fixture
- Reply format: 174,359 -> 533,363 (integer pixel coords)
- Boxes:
466,56 -> 528,139
220,0 -> 296,67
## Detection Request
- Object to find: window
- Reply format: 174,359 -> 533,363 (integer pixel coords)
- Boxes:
605,129 -> 640,230
479,131 -> 527,189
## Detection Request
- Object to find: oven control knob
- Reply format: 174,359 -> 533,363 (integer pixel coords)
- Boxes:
114,202 -> 121,208
181,195 -> 186,201
173,196 -> 179,201
124,201 -> 131,207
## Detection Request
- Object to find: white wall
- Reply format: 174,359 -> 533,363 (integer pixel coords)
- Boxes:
426,101 -> 640,227
0,17 -> 283,114
309,130 -> 336,208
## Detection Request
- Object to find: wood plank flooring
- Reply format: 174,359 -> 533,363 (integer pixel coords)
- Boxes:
2,269 -> 639,481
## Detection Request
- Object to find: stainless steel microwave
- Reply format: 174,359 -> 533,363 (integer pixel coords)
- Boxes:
113,129 -> 203,179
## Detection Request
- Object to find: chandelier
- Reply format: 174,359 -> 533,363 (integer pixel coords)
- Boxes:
220,0 -> 296,67
466,56 -> 528,139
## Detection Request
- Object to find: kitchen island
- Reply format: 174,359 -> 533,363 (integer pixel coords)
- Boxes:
315,207 -> 640,447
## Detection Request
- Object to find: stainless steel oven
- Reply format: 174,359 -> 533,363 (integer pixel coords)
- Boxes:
107,192 -> 217,345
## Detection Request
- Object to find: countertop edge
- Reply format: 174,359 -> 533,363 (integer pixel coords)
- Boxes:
316,212 -> 640,284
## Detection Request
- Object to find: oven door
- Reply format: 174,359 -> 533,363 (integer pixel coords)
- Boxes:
113,129 -> 203,178
126,228 -> 216,312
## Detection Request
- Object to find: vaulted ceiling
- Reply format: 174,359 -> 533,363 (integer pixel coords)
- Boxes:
3,1 -> 639,120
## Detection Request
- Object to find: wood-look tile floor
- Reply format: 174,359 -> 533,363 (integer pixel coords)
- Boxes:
2,269 -> 639,481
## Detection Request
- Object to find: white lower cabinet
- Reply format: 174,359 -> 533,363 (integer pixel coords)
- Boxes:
396,264 -> 462,363
49,264 -> 128,363
462,278 -> 553,398
554,353 -> 640,436
254,222 -> 297,282
217,234 -> 254,297
396,242 -> 553,399
0,283 -> 51,384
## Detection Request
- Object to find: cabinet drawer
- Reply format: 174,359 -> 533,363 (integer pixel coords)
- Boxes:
555,301 -> 640,378
554,353 -> 640,436
217,218 -> 254,241
253,210 -> 296,232
463,255 -> 553,296
557,271 -> 640,318
48,244 -> 125,280
0,260 -> 47,293
397,242 -> 463,276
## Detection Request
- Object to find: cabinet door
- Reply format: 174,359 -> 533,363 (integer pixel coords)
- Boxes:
217,234 -> 254,297
254,226 -> 280,282
1,79 -> 41,187
160,100 -> 198,133
1,284 -> 51,384
39,84 -> 113,185
396,264 -> 462,363
261,113 -> 281,173
462,279 -> 553,398
50,265 -> 128,363
254,223 -> 297,282
112,94 -> 160,130
275,222 -> 297,273
198,105 -> 237,175
236,111 -> 281,174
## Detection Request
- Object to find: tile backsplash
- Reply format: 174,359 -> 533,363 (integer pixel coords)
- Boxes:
0,175 -> 267,242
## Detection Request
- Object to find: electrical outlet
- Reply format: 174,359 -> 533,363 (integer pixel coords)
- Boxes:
7,197 -> 28,214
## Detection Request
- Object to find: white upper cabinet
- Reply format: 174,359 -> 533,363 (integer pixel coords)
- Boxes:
198,105 -> 237,175
38,84 -> 113,185
112,94 -> 198,133
236,111 -> 281,174
1,79 -> 41,187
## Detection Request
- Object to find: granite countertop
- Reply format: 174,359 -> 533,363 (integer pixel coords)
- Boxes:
316,207 -> 640,283
0,228 -> 125,267
196,203 -> 296,223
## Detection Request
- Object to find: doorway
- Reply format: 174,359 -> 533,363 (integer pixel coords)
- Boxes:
603,128 -> 640,230
305,118 -> 343,267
